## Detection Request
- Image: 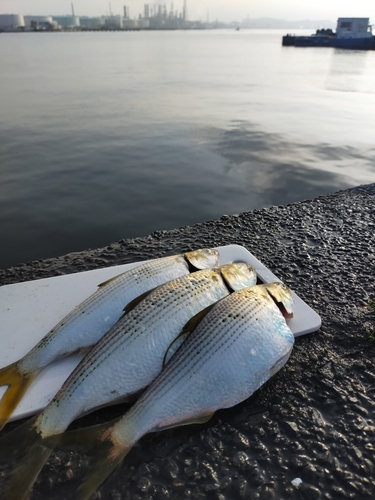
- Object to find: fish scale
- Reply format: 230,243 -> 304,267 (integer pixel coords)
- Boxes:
19,254 -> 194,373
112,285 -> 295,445
0,281 -> 292,500
57,272 -> 216,389
66,271 -> 220,379
46,284 -> 294,500
0,248 -> 220,431
2,260 -> 267,500
34,265 -> 257,438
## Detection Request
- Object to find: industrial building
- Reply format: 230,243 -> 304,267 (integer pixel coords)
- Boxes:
79,17 -> 105,29
53,15 -> 80,29
139,1 -> 188,29
24,16 -> 58,31
0,14 -> 25,31
0,1 -> 208,32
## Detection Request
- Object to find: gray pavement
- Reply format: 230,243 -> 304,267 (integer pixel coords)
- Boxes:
1,183 -> 375,500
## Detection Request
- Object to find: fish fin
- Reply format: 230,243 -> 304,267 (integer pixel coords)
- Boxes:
0,415 -> 40,461
0,362 -> 36,431
56,420 -> 133,500
52,418 -> 120,449
162,303 -> 217,368
181,302 -> 217,334
122,287 -> 157,314
162,332 -> 189,367
1,443 -> 53,500
73,447 -> 129,500
0,415 -> 56,500
97,275 -> 122,288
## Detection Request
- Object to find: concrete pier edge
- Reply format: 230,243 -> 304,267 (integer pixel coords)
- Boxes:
1,183 -> 375,499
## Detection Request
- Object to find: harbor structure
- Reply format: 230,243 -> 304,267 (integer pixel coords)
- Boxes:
0,1 -> 299,32
0,14 -> 25,31
140,2 -> 190,29
79,17 -> 106,29
104,14 -> 123,29
53,15 -> 80,29
23,16 -> 58,31
282,17 -> 375,50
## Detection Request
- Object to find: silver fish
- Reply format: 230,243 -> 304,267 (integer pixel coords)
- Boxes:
0,263 -> 258,500
67,282 -> 294,500
0,248 -> 219,430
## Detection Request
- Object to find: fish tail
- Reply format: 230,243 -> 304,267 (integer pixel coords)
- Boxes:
1,443 -> 53,500
0,415 -> 56,499
61,419 -> 135,500
73,448 -> 130,500
0,415 -> 40,461
0,362 -> 35,431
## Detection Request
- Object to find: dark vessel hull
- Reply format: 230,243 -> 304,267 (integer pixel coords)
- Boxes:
282,34 -> 375,50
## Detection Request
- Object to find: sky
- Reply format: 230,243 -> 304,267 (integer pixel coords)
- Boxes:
0,0 -> 375,23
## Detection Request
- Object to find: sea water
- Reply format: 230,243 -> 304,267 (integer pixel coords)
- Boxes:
0,29 -> 374,268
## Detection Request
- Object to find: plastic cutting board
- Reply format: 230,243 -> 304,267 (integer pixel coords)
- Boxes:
0,244 -> 321,421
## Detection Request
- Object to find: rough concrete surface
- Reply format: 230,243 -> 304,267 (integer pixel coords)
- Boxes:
0,184 -> 374,500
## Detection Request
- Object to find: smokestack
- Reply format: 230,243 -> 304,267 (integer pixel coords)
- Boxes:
71,3 -> 75,16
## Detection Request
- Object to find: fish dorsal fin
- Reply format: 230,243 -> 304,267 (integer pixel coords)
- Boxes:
122,287 -> 158,315
162,302 -> 217,368
181,301 -> 218,336
97,274 -> 124,288
162,332 -> 189,367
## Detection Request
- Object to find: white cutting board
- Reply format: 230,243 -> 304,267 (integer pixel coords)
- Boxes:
0,244 -> 321,422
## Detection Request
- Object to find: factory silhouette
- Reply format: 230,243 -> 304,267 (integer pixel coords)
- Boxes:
0,1 -> 225,32
0,3 -> 336,33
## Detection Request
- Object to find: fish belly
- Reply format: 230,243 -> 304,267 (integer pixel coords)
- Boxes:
124,288 -> 294,438
36,269 -> 230,437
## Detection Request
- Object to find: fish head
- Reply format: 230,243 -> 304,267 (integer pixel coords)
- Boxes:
220,263 -> 257,291
184,248 -> 220,270
264,282 -> 294,318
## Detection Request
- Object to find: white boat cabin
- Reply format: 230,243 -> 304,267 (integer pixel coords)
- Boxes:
336,18 -> 372,38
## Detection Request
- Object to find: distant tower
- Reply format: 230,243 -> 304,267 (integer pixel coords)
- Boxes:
124,6 -> 128,19
183,0 -> 187,21
144,4 -> 149,19
71,3 -> 75,16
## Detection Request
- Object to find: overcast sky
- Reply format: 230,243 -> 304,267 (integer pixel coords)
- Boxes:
1,0 -> 375,22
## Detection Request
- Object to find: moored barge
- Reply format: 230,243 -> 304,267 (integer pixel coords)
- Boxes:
283,17 -> 375,50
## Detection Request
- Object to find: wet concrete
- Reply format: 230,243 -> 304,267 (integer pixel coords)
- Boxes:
1,183 -> 375,499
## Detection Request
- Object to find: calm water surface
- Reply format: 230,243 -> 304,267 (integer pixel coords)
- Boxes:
1,30 -> 374,269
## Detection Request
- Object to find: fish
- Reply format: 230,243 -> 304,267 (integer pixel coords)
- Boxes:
0,263 -> 258,500
64,282 -> 294,500
0,248 -> 219,431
